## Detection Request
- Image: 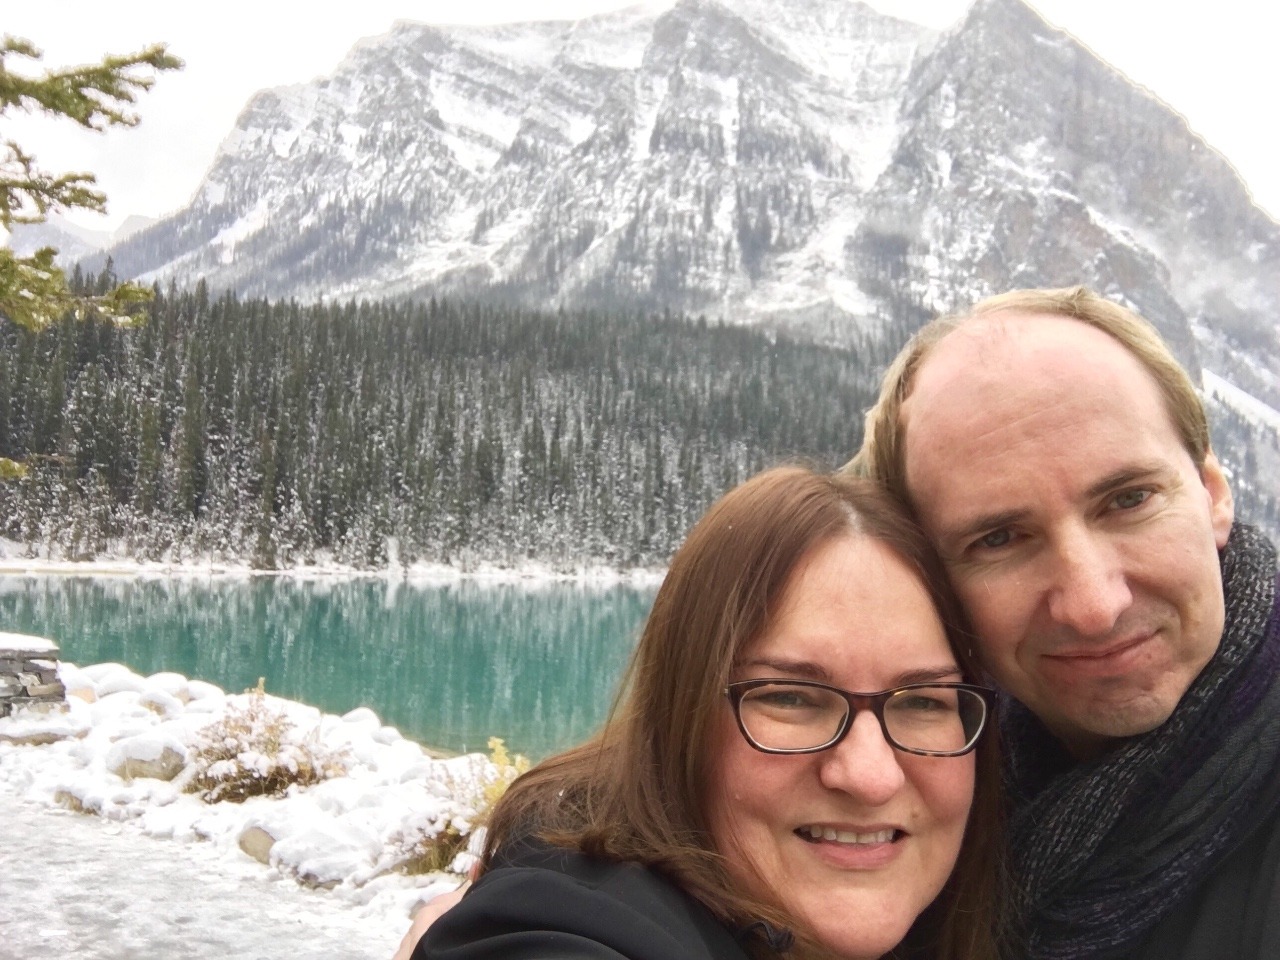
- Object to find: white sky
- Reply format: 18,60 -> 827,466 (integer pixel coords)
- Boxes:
6,1 -> 1279,231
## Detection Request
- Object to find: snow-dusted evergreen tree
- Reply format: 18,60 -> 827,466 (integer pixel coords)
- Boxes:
0,35 -> 179,481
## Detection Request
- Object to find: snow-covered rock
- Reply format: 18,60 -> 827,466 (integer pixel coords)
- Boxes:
106,733 -> 188,782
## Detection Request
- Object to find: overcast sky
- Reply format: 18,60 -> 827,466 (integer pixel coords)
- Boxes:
6,0 -> 1279,231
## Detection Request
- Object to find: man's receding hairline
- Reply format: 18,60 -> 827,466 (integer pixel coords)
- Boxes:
896,307 -> 1177,487
905,306 -> 1152,403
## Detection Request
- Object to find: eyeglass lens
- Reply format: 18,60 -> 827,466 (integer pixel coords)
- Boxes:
736,683 -> 986,754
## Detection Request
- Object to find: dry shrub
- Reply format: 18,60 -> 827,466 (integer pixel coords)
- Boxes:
393,736 -> 530,876
483,736 -> 530,807
186,678 -> 348,803
54,789 -> 97,814
395,815 -> 470,876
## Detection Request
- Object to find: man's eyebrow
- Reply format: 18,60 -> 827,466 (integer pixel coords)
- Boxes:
1085,464 -> 1166,498
941,464 -> 1172,545
942,509 -> 1026,545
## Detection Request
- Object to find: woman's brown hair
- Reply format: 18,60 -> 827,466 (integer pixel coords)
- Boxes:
481,465 -> 1003,960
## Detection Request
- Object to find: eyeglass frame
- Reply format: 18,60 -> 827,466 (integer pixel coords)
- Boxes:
723,678 -> 996,757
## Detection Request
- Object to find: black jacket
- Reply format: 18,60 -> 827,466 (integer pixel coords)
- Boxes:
1129,767 -> 1280,959
412,842 -> 760,960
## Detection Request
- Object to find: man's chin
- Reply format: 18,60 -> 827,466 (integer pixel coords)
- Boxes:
1044,696 -> 1179,760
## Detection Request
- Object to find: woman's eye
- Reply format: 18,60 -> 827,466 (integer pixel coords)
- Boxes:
758,691 -> 813,709
896,694 -> 952,713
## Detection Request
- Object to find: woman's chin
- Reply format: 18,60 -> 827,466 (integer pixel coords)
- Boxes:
793,899 -> 914,960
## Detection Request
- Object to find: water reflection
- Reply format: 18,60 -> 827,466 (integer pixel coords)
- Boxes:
0,576 -> 656,759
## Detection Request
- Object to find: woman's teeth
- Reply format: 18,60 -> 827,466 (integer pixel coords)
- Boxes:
798,825 -> 896,844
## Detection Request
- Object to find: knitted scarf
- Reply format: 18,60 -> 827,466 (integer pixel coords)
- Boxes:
1003,523 -> 1280,960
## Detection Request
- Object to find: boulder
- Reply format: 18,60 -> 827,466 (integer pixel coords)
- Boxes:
238,824 -> 280,864
106,734 -> 188,782
139,689 -> 184,717
95,670 -> 148,697
0,700 -> 87,744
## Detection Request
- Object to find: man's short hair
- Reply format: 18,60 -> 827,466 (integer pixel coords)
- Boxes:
845,286 -> 1212,507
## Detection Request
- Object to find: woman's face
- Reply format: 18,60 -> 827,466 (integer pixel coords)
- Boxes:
705,533 -> 975,960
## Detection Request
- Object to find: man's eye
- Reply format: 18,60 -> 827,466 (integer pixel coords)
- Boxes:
976,529 -> 1012,550
1112,489 -> 1151,510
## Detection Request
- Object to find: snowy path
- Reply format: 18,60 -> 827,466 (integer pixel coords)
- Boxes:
0,788 -> 401,960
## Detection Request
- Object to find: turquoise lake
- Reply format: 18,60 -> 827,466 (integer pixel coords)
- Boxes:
0,575 -> 658,760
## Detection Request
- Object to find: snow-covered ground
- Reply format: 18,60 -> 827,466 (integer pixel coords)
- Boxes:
0,788 -> 410,959
0,652 -> 503,960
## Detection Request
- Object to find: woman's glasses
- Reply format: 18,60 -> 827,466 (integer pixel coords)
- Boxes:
724,679 -> 994,757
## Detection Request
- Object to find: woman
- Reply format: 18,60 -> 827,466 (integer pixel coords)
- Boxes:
405,466 -> 1003,959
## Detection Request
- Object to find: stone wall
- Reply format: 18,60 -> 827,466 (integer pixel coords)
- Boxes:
0,632 -> 67,717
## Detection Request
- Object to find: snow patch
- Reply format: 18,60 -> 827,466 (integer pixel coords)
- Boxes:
936,149 -> 952,185
429,74 -> 522,150
435,126 -> 500,175
337,122 -> 365,148
559,4 -> 656,69
212,197 -> 272,265
272,130 -> 299,158
447,21 -> 568,72
1204,369 -> 1280,433
0,631 -> 58,653
567,113 -> 598,146
201,180 -> 228,206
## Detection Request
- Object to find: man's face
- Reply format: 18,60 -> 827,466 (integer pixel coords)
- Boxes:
900,313 -> 1234,758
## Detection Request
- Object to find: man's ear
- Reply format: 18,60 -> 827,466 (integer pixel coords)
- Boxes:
1200,449 -> 1235,550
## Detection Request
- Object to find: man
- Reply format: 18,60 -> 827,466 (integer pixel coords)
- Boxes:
850,286 -> 1280,958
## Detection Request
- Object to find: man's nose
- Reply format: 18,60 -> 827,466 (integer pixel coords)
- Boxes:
818,710 -> 906,804
1045,529 -> 1132,636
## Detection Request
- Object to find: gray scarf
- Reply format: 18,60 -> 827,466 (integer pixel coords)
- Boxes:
1003,523 -> 1280,959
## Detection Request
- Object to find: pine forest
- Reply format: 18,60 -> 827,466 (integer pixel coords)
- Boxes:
0,271 -> 894,570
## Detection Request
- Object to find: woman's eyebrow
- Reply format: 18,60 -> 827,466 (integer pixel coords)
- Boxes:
736,660 -> 963,686
893,666 -> 965,685
737,657 -> 830,681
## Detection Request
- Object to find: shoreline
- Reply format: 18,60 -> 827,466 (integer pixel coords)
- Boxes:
0,548 -> 667,588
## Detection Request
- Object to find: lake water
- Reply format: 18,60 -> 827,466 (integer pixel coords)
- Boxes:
0,575 -> 657,760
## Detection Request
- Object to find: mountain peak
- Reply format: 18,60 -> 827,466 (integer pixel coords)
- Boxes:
92,0 -> 1277,412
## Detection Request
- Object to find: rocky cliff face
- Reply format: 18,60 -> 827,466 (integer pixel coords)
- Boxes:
855,0 -> 1278,397
93,0 -> 1280,518
97,0 -> 929,319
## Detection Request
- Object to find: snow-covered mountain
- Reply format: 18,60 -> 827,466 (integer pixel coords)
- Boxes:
93,0 -> 1280,516
102,0 -> 1277,360
101,0 -> 922,320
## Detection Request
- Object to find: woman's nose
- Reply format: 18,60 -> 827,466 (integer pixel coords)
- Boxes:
817,709 -> 905,804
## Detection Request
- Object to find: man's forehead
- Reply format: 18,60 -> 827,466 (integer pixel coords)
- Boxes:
903,311 -> 1151,416
898,311 -> 1178,495
922,311 -> 1106,374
